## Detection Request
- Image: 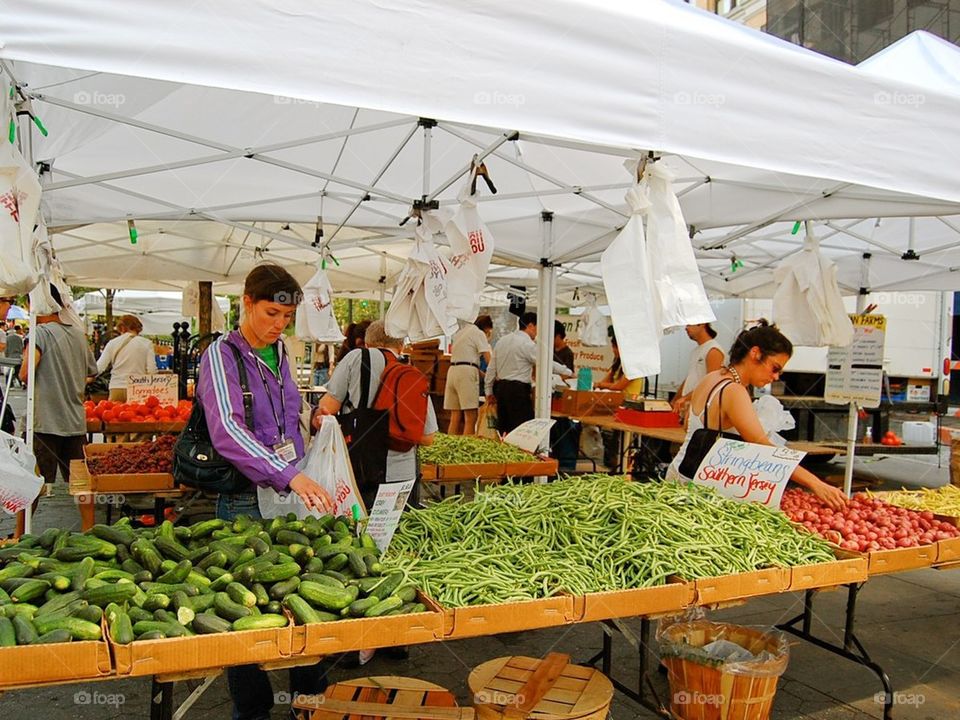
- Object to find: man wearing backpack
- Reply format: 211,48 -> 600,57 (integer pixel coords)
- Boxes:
315,320 -> 437,509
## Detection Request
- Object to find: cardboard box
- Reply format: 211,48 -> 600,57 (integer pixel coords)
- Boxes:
503,458 -> 559,477
298,602 -> 443,657
571,580 -> 695,623
421,462 -> 505,481
866,545 -> 938,575
103,420 -> 186,434
111,626 -> 297,677
0,640 -> 113,688
692,567 -> 791,605
906,380 -> 933,402
788,553 -> 868,591
557,389 -> 624,416
84,443 -> 175,492
422,593 -> 577,639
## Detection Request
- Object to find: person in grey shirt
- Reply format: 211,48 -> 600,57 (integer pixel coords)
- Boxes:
316,320 -> 437,505
20,285 -> 97,485
5,324 -> 23,360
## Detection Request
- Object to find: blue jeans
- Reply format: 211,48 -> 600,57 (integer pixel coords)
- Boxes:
217,492 -> 333,720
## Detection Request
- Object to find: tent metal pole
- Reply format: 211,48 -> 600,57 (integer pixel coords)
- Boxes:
379,253 -> 387,320
535,212 -> 556,427
823,222 -> 901,255
424,131 -> 516,203
444,182 -> 630,205
939,292 -> 951,400
843,257 -> 872,497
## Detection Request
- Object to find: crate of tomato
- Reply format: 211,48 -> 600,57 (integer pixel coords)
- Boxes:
85,397 -> 191,433
84,435 -> 177,492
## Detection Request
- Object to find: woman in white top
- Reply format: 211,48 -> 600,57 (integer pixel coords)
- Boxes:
96,314 -> 157,402
671,323 -> 725,421
668,320 -> 846,510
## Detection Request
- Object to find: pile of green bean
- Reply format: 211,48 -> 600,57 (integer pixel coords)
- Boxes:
385,476 -> 835,607
417,433 -> 539,465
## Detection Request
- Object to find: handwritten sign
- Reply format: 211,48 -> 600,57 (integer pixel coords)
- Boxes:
504,419 -> 556,454
825,314 -> 885,408
366,480 -> 416,553
127,374 -> 178,405
692,438 -> 804,508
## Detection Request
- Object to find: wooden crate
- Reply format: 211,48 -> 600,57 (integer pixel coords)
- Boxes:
556,390 -> 623,417
84,443 -> 175,492
468,653 -> 613,720
294,676 -> 471,720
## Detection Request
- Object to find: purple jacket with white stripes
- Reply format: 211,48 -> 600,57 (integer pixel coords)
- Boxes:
196,331 -> 304,493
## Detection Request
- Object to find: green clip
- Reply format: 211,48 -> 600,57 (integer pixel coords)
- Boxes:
7,120 -> 14,145
791,221 -> 801,235
321,258 -> 326,270
127,220 -> 138,245
351,503 -> 361,522
32,115 -> 48,137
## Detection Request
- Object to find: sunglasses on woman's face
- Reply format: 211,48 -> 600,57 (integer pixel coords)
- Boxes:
763,358 -> 784,376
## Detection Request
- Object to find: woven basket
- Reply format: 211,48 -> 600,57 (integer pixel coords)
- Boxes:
660,622 -> 788,720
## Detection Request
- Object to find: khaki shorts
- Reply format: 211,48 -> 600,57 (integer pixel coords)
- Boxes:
443,364 -> 480,410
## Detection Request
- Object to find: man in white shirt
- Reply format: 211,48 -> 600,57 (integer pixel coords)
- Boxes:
485,312 -> 574,434
671,323 -> 725,420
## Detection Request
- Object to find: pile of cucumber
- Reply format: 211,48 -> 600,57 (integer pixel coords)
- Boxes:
0,512 -> 424,646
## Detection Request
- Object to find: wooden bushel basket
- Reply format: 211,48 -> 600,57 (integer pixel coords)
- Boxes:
660,622 -> 789,720
292,676 -> 473,720
468,653 -> 613,720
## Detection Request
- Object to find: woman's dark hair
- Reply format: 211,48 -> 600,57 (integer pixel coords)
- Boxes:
609,332 -> 622,377
243,264 -> 302,305
728,319 -> 792,365
336,320 -> 371,363
704,323 -> 718,339
474,315 -> 493,332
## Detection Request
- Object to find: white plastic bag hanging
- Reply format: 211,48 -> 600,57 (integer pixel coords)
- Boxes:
644,163 -> 715,331
601,178 -> 662,378
385,213 -> 458,341
445,175 -> 494,322
257,416 -> 366,519
0,127 -> 43,295
579,295 -> 608,347
0,430 -> 43,515
295,263 -> 345,343
182,281 -> 226,332
30,227 -> 83,326
772,225 -> 854,347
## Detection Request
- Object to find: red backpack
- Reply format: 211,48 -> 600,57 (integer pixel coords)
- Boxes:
372,351 -> 430,452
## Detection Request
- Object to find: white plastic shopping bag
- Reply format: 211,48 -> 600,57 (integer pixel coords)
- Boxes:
0,431 -> 43,515
644,163 -> 715,331
257,416 -> 366,520
0,137 -> 43,296
295,263 -> 345,343
579,295 -> 608,347
182,282 -> 226,332
445,177 -> 494,322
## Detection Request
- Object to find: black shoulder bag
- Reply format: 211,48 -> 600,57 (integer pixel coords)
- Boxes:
336,348 -> 389,499
677,380 -> 740,479
173,341 -> 255,494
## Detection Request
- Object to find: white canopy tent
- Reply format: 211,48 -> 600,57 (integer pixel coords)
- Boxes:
2,0 -> 960,300
75,290 -> 231,336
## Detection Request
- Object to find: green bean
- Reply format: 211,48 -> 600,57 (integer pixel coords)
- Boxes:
417,433 -> 543,466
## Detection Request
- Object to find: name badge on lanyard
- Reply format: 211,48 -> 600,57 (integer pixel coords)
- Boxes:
274,440 -> 297,463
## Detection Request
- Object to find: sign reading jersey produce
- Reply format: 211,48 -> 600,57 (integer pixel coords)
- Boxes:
692,439 -> 804,508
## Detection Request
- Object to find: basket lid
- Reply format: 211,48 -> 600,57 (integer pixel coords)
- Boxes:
295,676 -> 472,720
469,654 -> 613,719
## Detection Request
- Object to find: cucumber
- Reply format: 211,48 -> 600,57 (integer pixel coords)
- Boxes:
137,630 -> 167,640
208,540 -> 243,565
188,519 -> 227,539
157,519 -> 176,541
226,582 -> 257,608
275,530 -> 310,546
154,537 -> 191,562
0,563 -> 34,584
209,572 -> 234,593
283,594 -> 321,625
288,544 -> 314,565
213,592 -> 253,621
321,570 -> 350,585
93,569 -> 136,583
363,555 -> 383,576
396,586 -> 418,604
302,573 -> 344,589
197,550 -> 228,572
268,576 -> 301,600
298,581 -> 357,612
251,563 -> 301,584
156,559 -> 193,585
11,614 -> 38,645
356,576 -> 383,594
36,590 -> 83,618
228,548 -> 257,571
205,566 -> 230,580
371,572 -> 405,600
131,539 -> 163,575
128,607 -> 154,624
72,605 -> 104,624
264,601 -> 283,615
142,594 -> 172,612
82,582 -> 138,607
0,586 -> 10,605
303,557 -> 325,575
133,620 -> 191,638
346,551 -> 368,578
311,535 -> 333,551
325,553 -> 349,572
36,629 -> 73,644
245,535 -> 270,556
364,595 -> 404,618
90,523 -> 135,547
232,614 -> 288,632
347,596 -> 380,617
121,558 -> 146,576
191,612 -> 232,634
33,615 -> 103,641
109,610 -> 134,644
251,583 -> 270,607
11,579 -> 51,604
176,606 -> 196,626
314,542 -> 352,561
0,616 -> 15,647
38,528 -> 60,550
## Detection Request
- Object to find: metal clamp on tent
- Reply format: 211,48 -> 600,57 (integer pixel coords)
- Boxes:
320,245 -> 339,271
470,154 -> 497,195
399,197 -> 440,226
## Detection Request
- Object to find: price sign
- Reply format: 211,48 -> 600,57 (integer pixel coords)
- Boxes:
825,314 -> 885,408
126,374 -> 179,405
692,438 -> 805,508
504,419 -> 555,454
366,480 -> 416,553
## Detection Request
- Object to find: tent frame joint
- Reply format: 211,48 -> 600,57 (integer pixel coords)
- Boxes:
417,117 -> 438,129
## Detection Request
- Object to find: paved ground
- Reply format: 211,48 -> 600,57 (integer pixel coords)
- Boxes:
2,387 -> 958,718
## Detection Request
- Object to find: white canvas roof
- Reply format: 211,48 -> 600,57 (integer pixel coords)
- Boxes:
3,1 -> 960,296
